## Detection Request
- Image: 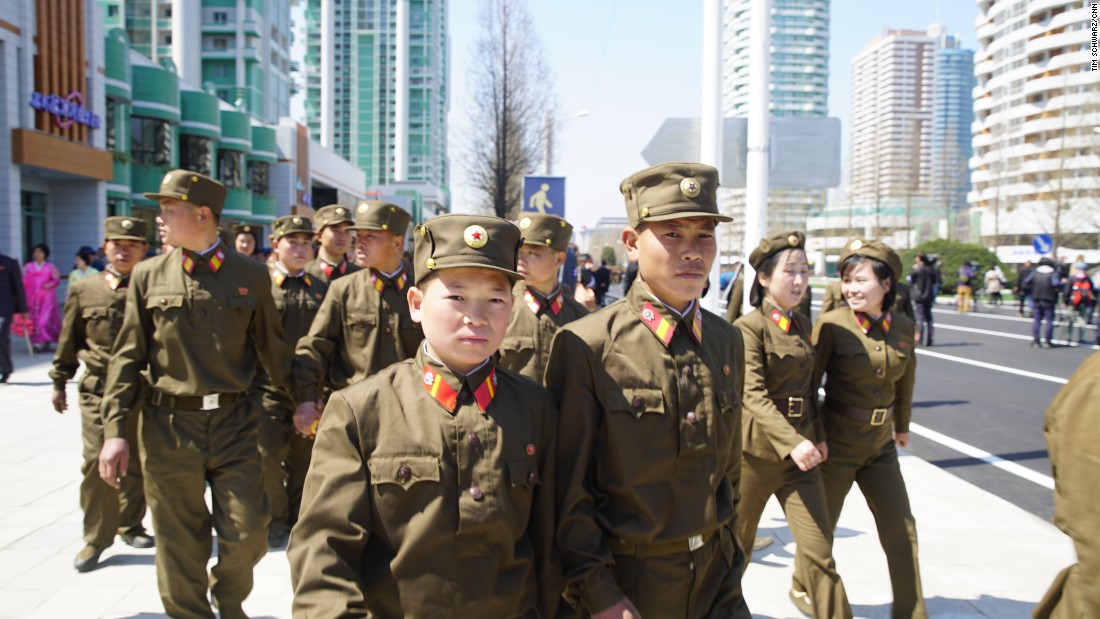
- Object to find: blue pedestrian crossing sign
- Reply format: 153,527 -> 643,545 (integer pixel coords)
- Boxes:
1032,234 -> 1053,255
522,176 -> 566,218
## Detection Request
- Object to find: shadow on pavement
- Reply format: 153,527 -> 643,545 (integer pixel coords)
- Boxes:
98,553 -> 156,568
912,399 -> 969,408
849,594 -> 1037,619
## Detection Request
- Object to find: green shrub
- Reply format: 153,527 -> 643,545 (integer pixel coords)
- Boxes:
899,239 -> 1013,295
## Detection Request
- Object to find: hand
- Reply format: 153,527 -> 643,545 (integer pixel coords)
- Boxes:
894,431 -> 910,448
50,390 -> 67,413
293,401 -> 323,438
98,438 -> 130,489
789,439 -> 823,472
592,597 -> 641,619
816,441 -> 829,462
575,284 -> 597,310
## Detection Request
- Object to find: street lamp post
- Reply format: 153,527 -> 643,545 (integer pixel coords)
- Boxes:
544,110 -> 590,175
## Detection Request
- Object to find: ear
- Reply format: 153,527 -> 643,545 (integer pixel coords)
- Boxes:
407,286 -> 425,324
622,227 -> 641,262
554,250 -> 566,268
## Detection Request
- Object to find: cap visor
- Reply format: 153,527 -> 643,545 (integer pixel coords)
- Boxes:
105,234 -> 148,242
641,209 -> 733,224
418,261 -> 524,284
142,192 -> 177,201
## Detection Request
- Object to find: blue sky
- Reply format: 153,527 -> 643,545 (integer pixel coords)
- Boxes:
445,0 -> 980,229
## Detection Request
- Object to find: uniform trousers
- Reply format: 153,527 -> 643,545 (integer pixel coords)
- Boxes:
606,525 -> 752,619
258,414 -> 314,532
80,373 -> 146,547
738,454 -> 851,618
1033,563 -> 1096,619
141,398 -> 269,619
820,413 -> 926,619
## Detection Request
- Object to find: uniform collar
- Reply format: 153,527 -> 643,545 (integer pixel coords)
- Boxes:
853,309 -> 891,336
521,283 -> 565,316
628,283 -> 703,348
104,265 -> 129,291
762,300 -> 795,334
181,241 -> 227,275
319,257 -> 348,278
272,262 -> 311,287
418,345 -> 498,414
370,265 -> 407,293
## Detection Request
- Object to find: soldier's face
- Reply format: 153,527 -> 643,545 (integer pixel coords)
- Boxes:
234,233 -> 256,256
517,244 -> 563,288
841,260 -> 890,314
625,217 -> 717,312
408,268 -> 513,374
156,199 -> 207,248
105,239 -> 148,276
759,249 -> 809,312
318,222 -> 352,255
354,230 -> 403,271
277,233 -> 314,272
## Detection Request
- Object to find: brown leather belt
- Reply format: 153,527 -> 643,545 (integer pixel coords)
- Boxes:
825,397 -> 893,426
608,529 -> 716,558
770,396 -> 808,418
151,390 -> 245,411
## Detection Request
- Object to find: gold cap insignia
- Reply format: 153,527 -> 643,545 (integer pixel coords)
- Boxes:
788,234 -> 799,247
560,220 -> 567,227
121,219 -> 133,229
850,240 -> 863,251
191,176 -> 199,183
381,224 -> 388,231
292,217 -> 302,225
680,178 -> 701,198
544,239 -> 552,246
336,208 -> 346,216
243,225 -> 252,232
358,204 -> 370,214
464,225 -> 489,249
519,217 -> 532,229
181,194 -> 188,201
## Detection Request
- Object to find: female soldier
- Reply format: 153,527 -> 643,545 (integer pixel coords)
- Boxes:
735,231 -> 851,618
812,238 -> 926,619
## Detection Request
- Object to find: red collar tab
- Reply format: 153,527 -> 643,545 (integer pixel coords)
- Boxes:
640,301 -> 675,347
370,270 -> 406,293
768,308 -> 791,333
105,272 -> 125,291
423,365 -> 459,412
854,311 -> 891,335
689,303 -> 703,344
183,248 -> 225,274
320,260 -> 347,278
472,368 -> 497,412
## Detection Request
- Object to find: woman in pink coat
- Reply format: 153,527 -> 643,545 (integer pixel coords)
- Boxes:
22,244 -> 61,351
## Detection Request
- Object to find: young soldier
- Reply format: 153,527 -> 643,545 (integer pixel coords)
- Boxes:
289,214 -> 561,617
304,204 -> 360,283
98,170 -> 293,619
50,216 -> 153,572
232,223 -> 259,258
545,162 -> 751,618
497,212 -> 588,381
257,215 -> 329,549
293,201 -> 422,433
820,260 -> 915,321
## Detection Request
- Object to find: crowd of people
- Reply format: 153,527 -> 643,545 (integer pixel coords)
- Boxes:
0,163 -> 1092,618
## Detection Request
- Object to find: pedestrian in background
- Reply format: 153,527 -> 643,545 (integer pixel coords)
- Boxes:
1015,259 -> 1034,317
735,231 -> 852,618
23,243 -> 62,352
304,204 -> 360,284
984,263 -> 1004,306
813,238 -> 926,619
956,259 -> 976,314
1026,257 -> 1061,348
909,253 -> 939,347
232,223 -> 260,260
0,249 -> 27,383
1064,263 -> 1095,347
68,247 -> 101,287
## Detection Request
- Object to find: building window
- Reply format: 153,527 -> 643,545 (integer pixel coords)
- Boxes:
213,11 -> 227,24
219,150 -> 244,188
131,116 -> 172,167
213,38 -> 228,51
181,135 -> 216,177
105,99 -> 117,152
248,161 -> 269,196
108,5 -> 118,17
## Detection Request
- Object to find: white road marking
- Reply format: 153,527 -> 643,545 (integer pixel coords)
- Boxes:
929,323 -> 1100,349
908,422 -> 1055,490
914,348 -> 1069,384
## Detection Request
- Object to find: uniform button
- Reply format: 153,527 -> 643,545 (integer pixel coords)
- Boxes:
397,466 -> 412,481
159,298 -> 167,306
875,367 -> 884,377
469,486 -> 484,501
197,308 -> 206,317
468,433 -> 480,447
459,389 -> 471,402
686,411 -> 697,424
632,396 -> 643,410
527,472 -> 537,484
874,345 -> 882,351
384,327 -> 392,334
795,340 -> 803,347
514,340 -> 522,350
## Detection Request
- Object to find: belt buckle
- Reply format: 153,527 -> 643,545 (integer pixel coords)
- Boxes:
202,394 -> 220,411
787,396 -> 804,418
688,534 -> 704,552
870,408 -> 888,426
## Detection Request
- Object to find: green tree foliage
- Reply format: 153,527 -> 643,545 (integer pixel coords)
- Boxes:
899,239 -> 1013,295
599,245 -> 617,267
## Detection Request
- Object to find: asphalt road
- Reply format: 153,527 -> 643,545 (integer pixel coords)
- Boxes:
812,291 -> 1098,523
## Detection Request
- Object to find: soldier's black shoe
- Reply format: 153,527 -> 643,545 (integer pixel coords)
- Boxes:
73,544 -> 108,572
268,526 -> 290,550
119,529 -> 155,549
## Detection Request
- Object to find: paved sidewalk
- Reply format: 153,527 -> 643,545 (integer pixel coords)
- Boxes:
0,350 -> 1075,618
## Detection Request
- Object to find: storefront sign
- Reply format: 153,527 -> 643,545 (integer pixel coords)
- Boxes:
28,91 -> 101,129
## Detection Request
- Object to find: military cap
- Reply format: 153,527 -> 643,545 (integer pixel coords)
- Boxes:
103,216 -> 148,242
413,214 -> 523,285
839,238 -> 902,280
348,200 -> 412,236
517,213 -> 573,251
313,204 -> 354,231
232,223 -> 258,237
620,162 -> 731,228
143,169 -> 227,214
271,215 -> 315,241
748,230 -> 806,271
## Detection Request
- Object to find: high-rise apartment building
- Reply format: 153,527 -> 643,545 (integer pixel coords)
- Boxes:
303,0 -> 449,196
99,0 -> 293,125
969,0 -> 1098,251
721,0 -> 830,257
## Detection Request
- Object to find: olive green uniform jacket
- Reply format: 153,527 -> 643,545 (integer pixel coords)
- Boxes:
304,256 -> 361,286
498,282 -> 588,382
294,267 -> 423,404
288,347 -> 561,618
546,283 -> 746,614
1035,352 -> 1100,619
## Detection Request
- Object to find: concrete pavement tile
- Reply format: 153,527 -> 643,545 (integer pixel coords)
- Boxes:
21,584 -> 131,619
0,588 -> 54,618
0,524 -> 39,548
0,548 -> 55,581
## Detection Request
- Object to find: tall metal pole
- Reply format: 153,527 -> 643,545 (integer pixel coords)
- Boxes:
742,0 -> 771,314
701,0 -> 723,314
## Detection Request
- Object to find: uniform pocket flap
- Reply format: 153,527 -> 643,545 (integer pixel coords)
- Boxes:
507,460 -> 540,489
603,387 -> 665,418
146,294 -> 184,310
81,307 -> 107,319
717,388 -> 741,413
369,455 -> 440,490
228,297 -> 255,309
501,335 -> 534,352
349,312 -> 377,327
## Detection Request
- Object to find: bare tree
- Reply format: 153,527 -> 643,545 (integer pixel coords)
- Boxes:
464,0 -> 552,219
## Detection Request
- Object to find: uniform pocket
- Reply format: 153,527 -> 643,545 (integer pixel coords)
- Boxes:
347,313 -> 377,347
497,335 -> 535,371
369,455 -> 441,490
603,387 -> 665,420
506,460 -> 539,489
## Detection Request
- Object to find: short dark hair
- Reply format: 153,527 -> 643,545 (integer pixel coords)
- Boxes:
749,248 -> 806,307
76,247 -> 97,266
839,254 -> 895,312
31,243 -> 50,260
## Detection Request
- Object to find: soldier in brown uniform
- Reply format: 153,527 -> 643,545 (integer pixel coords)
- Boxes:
256,215 -> 329,549
232,223 -> 259,258
810,238 -> 926,619
820,268 -> 915,321
50,216 -> 153,572
304,204 -> 360,284
733,230 -> 851,618
289,214 -> 561,617
498,212 -> 588,381
98,170 -> 293,619
293,201 -> 422,430
1034,352 -> 1100,619
546,162 -> 751,619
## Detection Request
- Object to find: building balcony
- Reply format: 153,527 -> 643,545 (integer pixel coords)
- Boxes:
1028,0 -> 1078,18
1026,30 -> 1085,57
